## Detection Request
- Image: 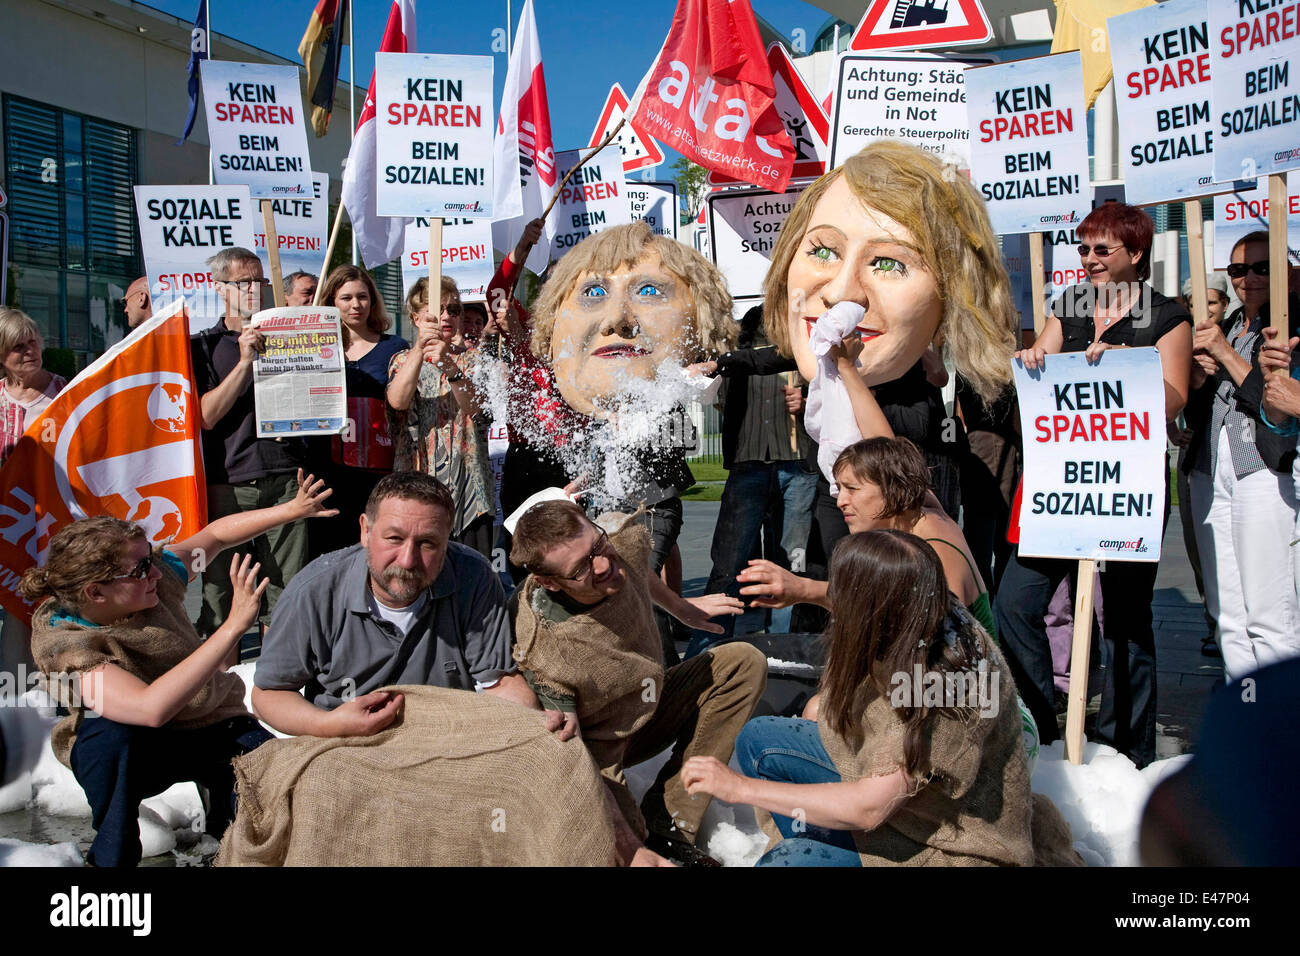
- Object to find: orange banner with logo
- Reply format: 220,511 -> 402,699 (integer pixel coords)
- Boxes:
0,299 -> 206,622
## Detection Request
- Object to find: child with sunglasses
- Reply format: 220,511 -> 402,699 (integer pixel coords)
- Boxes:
21,470 -> 337,866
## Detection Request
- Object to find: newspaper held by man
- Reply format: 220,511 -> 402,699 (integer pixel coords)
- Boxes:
250,306 -> 347,436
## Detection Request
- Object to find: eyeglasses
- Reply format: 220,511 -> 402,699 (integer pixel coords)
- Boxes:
1226,260 -> 1270,279
1077,243 -> 1126,258
221,278 -> 270,291
547,530 -> 611,582
111,552 -> 154,581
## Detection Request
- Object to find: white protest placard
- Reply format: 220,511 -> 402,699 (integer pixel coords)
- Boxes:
375,53 -> 495,217
202,61 -> 313,198
1208,0 -> 1300,182
1109,0 -> 1223,206
707,184 -> 807,300
402,217 -> 495,301
1014,348 -> 1166,562
133,184 -> 256,327
548,144 -> 631,253
1212,177 -> 1300,265
253,172 -> 328,282
830,53 -> 989,169
250,307 -> 346,436
965,53 -> 1094,236
627,181 -> 679,239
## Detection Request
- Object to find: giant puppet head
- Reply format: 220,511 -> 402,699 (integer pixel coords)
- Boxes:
531,221 -> 736,418
761,140 -> 1018,406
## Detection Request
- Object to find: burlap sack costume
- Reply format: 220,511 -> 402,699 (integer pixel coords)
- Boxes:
29,555 -> 248,767
217,684 -> 621,866
512,514 -> 664,834
786,620 -> 1083,867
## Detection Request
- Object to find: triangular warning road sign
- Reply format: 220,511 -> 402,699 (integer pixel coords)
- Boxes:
849,0 -> 993,52
589,82 -> 665,174
708,43 -> 829,187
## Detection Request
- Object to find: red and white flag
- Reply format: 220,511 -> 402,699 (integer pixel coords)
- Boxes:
631,0 -> 794,192
491,0 -> 558,274
0,299 -> 207,623
340,0 -> 416,268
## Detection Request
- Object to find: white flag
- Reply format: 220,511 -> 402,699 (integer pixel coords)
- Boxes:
340,0 -> 416,268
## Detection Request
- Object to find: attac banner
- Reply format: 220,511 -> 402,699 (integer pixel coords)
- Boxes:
830,53 -> 987,169
0,299 -> 207,622
1212,177 -> 1300,265
402,217 -> 495,301
133,184 -> 256,328
375,52 -> 495,217
627,181 -> 679,238
201,61 -> 314,197
1208,0 -> 1300,181
708,184 -> 807,299
965,53 -> 1094,235
1013,348 -> 1165,562
254,171 -> 329,282
1109,0 -> 1224,206
548,144 -> 631,253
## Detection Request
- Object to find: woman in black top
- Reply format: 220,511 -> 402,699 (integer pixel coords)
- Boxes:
999,201 -> 1191,769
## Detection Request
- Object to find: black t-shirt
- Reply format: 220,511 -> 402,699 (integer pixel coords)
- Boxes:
1051,283 -> 1191,353
191,319 -> 310,484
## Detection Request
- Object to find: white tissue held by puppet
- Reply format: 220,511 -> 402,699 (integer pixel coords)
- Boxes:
805,301 -> 868,494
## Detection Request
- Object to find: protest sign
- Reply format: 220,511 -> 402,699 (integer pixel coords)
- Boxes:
401,217 -> 495,301
375,53 -> 495,217
249,307 -> 346,437
253,172 -> 329,282
1013,348 -> 1166,562
548,144 -> 631,253
829,53 -> 989,169
966,53 -> 1094,236
1208,0 -> 1300,182
1109,0 -> 1225,206
1212,177 -> 1300,265
201,61 -> 313,198
627,181 -> 679,239
707,184 -> 807,300
133,184 -> 256,327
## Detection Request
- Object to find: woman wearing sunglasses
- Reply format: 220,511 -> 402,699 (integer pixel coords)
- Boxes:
20,470 -> 337,867
1001,202 -> 1191,770
1183,230 -> 1300,684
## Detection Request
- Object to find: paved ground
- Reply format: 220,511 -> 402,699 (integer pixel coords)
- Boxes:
0,500 -> 1221,859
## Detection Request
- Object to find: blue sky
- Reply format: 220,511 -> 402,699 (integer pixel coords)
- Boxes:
150,0 -> 841,173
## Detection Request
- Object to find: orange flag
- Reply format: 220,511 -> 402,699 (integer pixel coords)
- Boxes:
0,299 -> 207,622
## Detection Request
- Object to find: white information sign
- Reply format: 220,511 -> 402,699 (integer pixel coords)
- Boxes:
201,61 -> 313,198
1208,0 -> 1300,182
375,53 -> 495,217
1212,177 -> 1300,266
830,53 -> 989,169
548,144 -> 631,253
966,53 -> 1094,236
401,217 -> 496,301
133,184 -> 256,327
250,307 -> 346,437
627,181 -> 679,239
254,172 -> 328,282
1109,0 -> 1223,205
1014,348 -> 1166,562
707,185 -> 807,300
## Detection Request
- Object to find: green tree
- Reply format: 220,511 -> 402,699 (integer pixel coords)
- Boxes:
672,158 -> 708,224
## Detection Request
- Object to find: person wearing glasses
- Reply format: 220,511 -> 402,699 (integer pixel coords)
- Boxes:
1001,202 -> 1192,769
122,276 -> 152,329
509,499 -> 759,865
20,471 -> 337,866
1184,231 -> 1300,683
190,247 -> 314,656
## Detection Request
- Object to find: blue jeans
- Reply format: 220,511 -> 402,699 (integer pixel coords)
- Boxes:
689,461 -> 817,657
736,716 -> 861,867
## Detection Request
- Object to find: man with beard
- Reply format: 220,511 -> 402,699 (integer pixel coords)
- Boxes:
251,472 -> 533,736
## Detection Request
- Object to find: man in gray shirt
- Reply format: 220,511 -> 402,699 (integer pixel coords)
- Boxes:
252,472 -> 536,736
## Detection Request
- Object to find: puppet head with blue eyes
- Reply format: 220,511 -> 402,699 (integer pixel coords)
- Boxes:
761,140 -> 1017,407
531,221 -> 736,418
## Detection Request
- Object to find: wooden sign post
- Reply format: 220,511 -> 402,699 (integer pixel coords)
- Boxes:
1029,232 -> 1047,337
1184,200 -> 1209,329
260,200 -> 287,309
428,217 -> 443,323
1269,173 -> 1290,337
